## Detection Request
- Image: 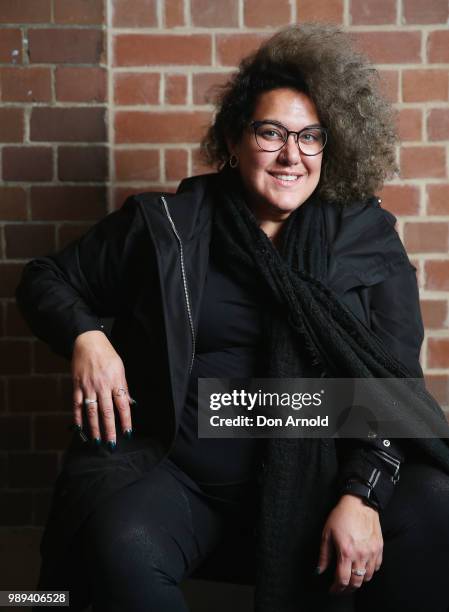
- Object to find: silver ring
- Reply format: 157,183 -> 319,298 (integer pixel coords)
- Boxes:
83,398 -> 98,405
113,387 -> 127,397
351,568 -> 367,577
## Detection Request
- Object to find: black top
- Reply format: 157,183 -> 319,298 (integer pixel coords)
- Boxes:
168,249 -> 263,486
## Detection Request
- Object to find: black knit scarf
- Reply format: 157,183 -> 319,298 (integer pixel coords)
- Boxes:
211,166 -> 449,612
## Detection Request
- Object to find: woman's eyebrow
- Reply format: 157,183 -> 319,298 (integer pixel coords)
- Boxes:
261,119 -> 323,129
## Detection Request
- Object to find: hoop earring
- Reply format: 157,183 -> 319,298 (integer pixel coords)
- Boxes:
229,154 -> 239,169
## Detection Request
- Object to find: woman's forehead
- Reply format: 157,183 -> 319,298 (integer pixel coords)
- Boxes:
251,88 -> 321,126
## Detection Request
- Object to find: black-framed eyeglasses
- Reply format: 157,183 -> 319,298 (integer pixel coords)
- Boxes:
249,120 -> 327,156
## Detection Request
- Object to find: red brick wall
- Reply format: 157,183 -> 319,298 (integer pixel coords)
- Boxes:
1,0 -> 448,529
0,0 -> 107,528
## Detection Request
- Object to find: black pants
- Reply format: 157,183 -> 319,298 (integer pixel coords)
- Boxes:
37,458 -> 449,612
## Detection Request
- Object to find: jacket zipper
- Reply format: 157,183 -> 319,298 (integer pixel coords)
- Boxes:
160,196 -> 196,374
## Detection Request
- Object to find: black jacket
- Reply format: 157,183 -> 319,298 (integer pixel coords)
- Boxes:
16,173 -> 425,603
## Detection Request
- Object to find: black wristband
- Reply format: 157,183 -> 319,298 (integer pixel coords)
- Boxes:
341,478 -> 380,511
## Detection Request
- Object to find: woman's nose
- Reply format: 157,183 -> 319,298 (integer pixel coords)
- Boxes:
277,133 -> 301,164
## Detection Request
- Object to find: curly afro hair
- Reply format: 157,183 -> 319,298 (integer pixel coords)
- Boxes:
200,23 -> 398,204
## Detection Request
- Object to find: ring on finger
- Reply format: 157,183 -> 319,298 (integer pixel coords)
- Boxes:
351,568 -> 367,577
113,386 -> 128,397
84,398 -> 98,406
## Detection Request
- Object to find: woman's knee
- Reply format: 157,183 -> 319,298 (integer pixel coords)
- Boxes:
82,511 -> 187,586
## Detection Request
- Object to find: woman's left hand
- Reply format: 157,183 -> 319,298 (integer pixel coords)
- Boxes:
316,494 -> 383,594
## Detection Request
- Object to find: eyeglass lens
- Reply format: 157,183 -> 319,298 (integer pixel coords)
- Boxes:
254,123 -> 326,155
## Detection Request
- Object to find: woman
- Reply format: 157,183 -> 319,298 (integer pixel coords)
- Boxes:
16,23 -> 449,612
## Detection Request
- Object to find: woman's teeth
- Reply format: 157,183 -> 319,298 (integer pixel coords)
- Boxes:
272,174 -> 300,182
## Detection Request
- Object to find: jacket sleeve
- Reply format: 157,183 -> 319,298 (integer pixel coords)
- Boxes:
337,262 -> 425,511
15,196 -> 146,360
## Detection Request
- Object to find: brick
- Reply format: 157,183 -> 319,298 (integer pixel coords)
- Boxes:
0,28 -> 22,63
31,107 -> 106,142
0,415 -> 31,450
8,377 -> 61,413
3,147 -> 53,182
54,0 -> 105,24
34,341 -> 70,374
60,377 -> 74,406
191,0 -> 238,27
244,0 -> 290,27
0,188 -> 27,221
0,378 -> 6,412
114,34 -> 212,67
5,302 -> 32,336
0,0 -> 51,23
217,33 -> 270,66
0,263 -> 24,298
425,374 -> 449,405
115,110 -> 212,143
427,185 -> 449,215
404,222 -> 448,253
115,149 -> 159,181
396,108 -> 422,141
165,149 -> 188,181
33,489 -> 52,526
377,69 -> 399,103
0,340 -> 31,374
428,109 -> 449,142
58,223 -> 93,249
35,414 -> 72,450
28,28 -> 104,64
112,0 -> 157,26
425,261 -> 449,291
165,74 -> 187,105
400,147 -> 446,179
0,108 -> 23,142
297,0 -> 343,22
0,302 -> 5,338
350,0 -> 396,24
403,70 -> 448,103
31,186 -> 106,221
0,67 -> 51,102
0,491 -> 33,525
5,224 -> 55,259
8,452 -> 58,488
56,67 -> 106,103
165,0 -> 184,27
428,338 -> 449,369
114,72 -> 160,105
0,452 -> 6,485
192,71 -> 232,105
58,146 -> 108,182
403,0 -> 448,24
421,300 -> 448,329
351,31 -> 421,64
378,185 -> 420,216
428,31 -> 449,63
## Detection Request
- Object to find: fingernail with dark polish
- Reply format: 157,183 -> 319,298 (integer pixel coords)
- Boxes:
92,437 -> 101,448
107,440 -> 116,452
123,429 -> 133,439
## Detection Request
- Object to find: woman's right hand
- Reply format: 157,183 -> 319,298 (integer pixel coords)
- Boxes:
71,330 -> 133,449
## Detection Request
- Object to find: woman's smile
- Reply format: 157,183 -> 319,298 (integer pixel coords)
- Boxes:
267,171 -> 305,186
